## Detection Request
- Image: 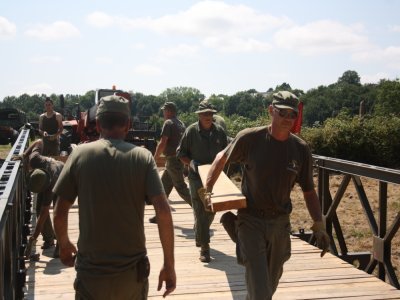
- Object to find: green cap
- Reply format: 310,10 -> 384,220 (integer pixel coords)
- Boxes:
161,102 -> 177,112
195,100 -> 217,114
28,169 -> 50,193
96,95 -> 130,117
272,91 -> 299,112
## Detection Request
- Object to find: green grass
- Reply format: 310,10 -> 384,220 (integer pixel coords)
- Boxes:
0,144 -> 12,160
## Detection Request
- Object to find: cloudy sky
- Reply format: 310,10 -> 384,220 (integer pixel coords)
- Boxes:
1,0 -> 399,100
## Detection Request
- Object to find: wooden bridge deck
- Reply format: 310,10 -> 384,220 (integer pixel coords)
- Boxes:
24,190 -> 400,299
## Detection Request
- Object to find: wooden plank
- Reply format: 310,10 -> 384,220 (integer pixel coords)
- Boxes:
198,164 -> 246,212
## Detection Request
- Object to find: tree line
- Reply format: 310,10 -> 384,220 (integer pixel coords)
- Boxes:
1,70 -> 400,167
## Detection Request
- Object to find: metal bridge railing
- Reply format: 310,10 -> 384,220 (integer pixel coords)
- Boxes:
312,155 -> 400,288
0,129 -> 31,299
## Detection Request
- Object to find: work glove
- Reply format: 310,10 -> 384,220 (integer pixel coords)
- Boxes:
311,221 -> 330,257
189,160 -> 199,174
197,187 -> 212,212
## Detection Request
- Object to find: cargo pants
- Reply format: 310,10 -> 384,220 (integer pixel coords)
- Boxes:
36,193 -> 55,244
188,173 -> 215,247
237,212 -> 291,300
74,267 -> 149,300
161,156 -> 192,206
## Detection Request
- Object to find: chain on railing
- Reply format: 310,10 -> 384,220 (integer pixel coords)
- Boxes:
0,129 -> 31,299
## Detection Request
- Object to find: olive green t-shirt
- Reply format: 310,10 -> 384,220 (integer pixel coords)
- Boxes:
177,121 -> 228,177
53,138 -> 165,275
225,126 -> 314,215
161,117 -> 185,156
29,147 -> 64,206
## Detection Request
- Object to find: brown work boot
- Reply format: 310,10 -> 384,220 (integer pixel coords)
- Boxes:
199,244 -> 211,263
220,211 -> 238,243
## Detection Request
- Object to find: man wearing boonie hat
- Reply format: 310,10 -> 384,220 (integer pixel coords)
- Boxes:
177,99 -> 228,263
53,95 -> 176,299
12,139 -> 65,259
150,101 -> 192,224
205,91 -> 330,299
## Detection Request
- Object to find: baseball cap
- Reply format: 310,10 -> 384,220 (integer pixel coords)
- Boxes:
96,95 -> 130,117
28,169 -> 50,193
272,91 -> 299,112
195,100 -> 217,114
161,102 -> 177,112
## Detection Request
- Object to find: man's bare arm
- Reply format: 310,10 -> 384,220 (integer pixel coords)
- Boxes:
56,113 -> 63,136
206,150 -> 227,192
303,189 -> 323,222
150,193 -> 176,297
54,197 -> 77,267
154,136 -> 168,161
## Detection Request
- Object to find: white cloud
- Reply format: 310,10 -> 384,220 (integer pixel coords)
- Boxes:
86,11 -> 114,28
94,56 -> 113,64
0,16 -> 17,39
30,56 -> 62,64
25,21 -> 80,41
131,42 -> 145,50
274,20 -> 371,55
360,72 -> 391,85
133,64 -> 163,76
389,25 -> 400,33
158,44 -> 198,59
353,46 -> 400,69
18,83 -> 53,96
86,1 -> 289,52
203,36 -> 271,53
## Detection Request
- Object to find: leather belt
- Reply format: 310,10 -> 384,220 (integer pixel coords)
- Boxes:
238,207 -> 281,219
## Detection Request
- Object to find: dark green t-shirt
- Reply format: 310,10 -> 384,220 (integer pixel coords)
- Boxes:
177,121 -> 228,175
29,147 -> 64,206
225,126 -> 314,214
53,138 -> 165,275
161,117 -> 185,156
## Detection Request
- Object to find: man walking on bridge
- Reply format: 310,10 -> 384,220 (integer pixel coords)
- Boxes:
205,91 -> 330,299
53,95 -> 176,299
150,101 -> 192,224
177,100 -> 228,263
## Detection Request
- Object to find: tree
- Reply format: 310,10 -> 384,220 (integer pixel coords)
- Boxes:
374,79 -> 400,115
224,91 -> 266,120
337,70 -> 361,85
158,87 -> 204,113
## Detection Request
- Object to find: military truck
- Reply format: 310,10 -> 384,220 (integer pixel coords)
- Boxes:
60,87 -> 157,154
0,108 -> 28,145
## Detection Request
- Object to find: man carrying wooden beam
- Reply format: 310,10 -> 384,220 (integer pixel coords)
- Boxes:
205,91 -> 330,299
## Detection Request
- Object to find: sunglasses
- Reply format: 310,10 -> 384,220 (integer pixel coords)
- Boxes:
274,108 -> 298,120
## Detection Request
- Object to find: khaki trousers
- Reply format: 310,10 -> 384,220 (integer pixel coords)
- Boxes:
237,212 -> 291,300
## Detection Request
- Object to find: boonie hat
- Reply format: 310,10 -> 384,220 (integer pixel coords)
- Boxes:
28,169 -> 50,193
195,100 -> 217,114
96,95 -> 130,117
272,91 -> 299,112
161,102 -> 177,112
